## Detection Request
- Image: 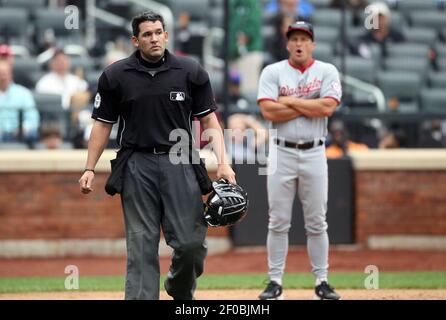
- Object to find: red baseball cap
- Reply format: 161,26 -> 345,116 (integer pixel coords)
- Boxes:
0,44 -> 13,57
286,21 -> 314,41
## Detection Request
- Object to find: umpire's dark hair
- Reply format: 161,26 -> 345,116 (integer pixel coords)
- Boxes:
132,11 -> 165,37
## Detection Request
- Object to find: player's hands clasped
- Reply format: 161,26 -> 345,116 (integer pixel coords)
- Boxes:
79,171 -> 95,194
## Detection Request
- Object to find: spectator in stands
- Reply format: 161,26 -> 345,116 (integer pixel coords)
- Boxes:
0,44 -> 13,65
0,61 -> 39,142
38,123 -> 64,149
174,11 -> 192,56
378,127 -> 408,148
0,44 -> 34,89
229,0 -> 263,94
228,70 -> 250,111
352,1 -> 405,59
326,120 -> 369,158
35,49 -> 90,111
417,120 -> 444,148
269,13 -> 297,62
330,0 -> 368,26
227,113 -> 269,162
264,0 -> 314,20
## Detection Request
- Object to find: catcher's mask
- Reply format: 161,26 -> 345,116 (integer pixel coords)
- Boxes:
204,179 -> 249,227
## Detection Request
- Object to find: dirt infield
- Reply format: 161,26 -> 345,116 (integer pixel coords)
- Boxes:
1,289 -> 445,300
1,248 -> 446,277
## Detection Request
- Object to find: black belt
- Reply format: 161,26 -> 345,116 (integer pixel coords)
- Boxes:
135,145 -> 178,154
274,138 -> 323,150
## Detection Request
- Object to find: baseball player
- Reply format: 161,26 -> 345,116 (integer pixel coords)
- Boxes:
78,11 -> 235,300
257,21 -> 341,300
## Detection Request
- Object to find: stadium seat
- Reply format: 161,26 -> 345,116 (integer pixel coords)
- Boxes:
208,7 -> 224,28
34,141 -> 74,150
70,56 -> 95,73
209,70 -> 224,101
85,70 -> 103,87
333,56 -> 376,83
436,43 -> 446,58
438,58 -> 446,71
0,142 -> 29,150
311,0 -> 331,8
13,58 -> 41,76
442,28 -> 446,42
313,26 -> 339,46
377,71 -> 422,111
169,0 -> 210,22
346,27 -> 367,45
420,88 -> 446,112
33,92 -> 64,118
388,11 -> 407,32
397,0 -> 438,12
34,8 -> 83,49
33,92 -> 72,137
1,0 -> 46,10
410,11 -> 446,31
313,42 -> 334,63
12,58 -> 42,88
312,9 -> 352,28
403,27 -> 438,46
387,43 -> 431,58
384,57 -> 430,79
209,0 -> 224,7
262,11 -> 277,26
0,8 -> 28,43
429,71 -> 446,88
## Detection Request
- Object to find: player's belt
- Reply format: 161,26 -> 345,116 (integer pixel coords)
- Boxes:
274,138 -> 323,150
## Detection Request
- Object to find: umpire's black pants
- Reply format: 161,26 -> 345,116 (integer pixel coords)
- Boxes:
121,151 -> 208,300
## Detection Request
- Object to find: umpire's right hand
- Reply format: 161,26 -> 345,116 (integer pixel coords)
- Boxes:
79,170 -> 95,194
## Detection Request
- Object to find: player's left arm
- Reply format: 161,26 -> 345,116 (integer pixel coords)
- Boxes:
278,96 -> 338,118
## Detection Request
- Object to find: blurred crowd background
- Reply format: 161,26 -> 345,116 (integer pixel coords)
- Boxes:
0,0 -> 446,159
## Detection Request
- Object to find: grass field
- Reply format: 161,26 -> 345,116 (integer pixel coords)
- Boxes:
0,272 -> 445,293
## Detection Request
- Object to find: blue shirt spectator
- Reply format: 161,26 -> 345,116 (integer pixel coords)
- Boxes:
0,61 -> 39,141
264,0 -> 314,20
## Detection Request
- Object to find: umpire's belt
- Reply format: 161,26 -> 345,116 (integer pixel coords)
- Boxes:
274,138 -> 323,150
135,145 -> 188,154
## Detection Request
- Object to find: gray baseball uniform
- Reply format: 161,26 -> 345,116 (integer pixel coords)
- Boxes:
257,58 -> 342,283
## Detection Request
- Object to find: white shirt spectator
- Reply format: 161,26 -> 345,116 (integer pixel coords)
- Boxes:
35,50 -> 89,110
35,71 -> 88,110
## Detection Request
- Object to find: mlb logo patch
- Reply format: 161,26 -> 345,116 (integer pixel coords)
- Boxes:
170,92 -> 185,101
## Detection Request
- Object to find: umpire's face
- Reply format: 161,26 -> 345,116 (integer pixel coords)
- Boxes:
132,20 -> 169,62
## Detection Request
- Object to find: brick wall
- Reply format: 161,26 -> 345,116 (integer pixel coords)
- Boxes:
0,172 -> 227,240
355,170 -> 446,244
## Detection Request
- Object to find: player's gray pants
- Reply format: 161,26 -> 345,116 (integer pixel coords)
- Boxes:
266,143 -> 329,282
121,151 -> 208,300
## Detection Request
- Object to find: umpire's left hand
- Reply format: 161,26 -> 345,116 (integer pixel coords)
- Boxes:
79,171 -> 95,194
217,164 -> 236,185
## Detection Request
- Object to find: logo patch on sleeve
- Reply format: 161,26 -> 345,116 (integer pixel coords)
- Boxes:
94,93 -> 101,108
170,92 -> 185,101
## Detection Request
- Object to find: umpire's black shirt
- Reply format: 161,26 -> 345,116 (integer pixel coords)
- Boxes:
92,49 -> 217,148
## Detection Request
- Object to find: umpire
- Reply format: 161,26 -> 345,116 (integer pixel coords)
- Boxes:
78,11 -> 235,300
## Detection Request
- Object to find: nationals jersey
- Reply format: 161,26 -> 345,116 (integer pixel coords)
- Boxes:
257,59 -> 342,142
